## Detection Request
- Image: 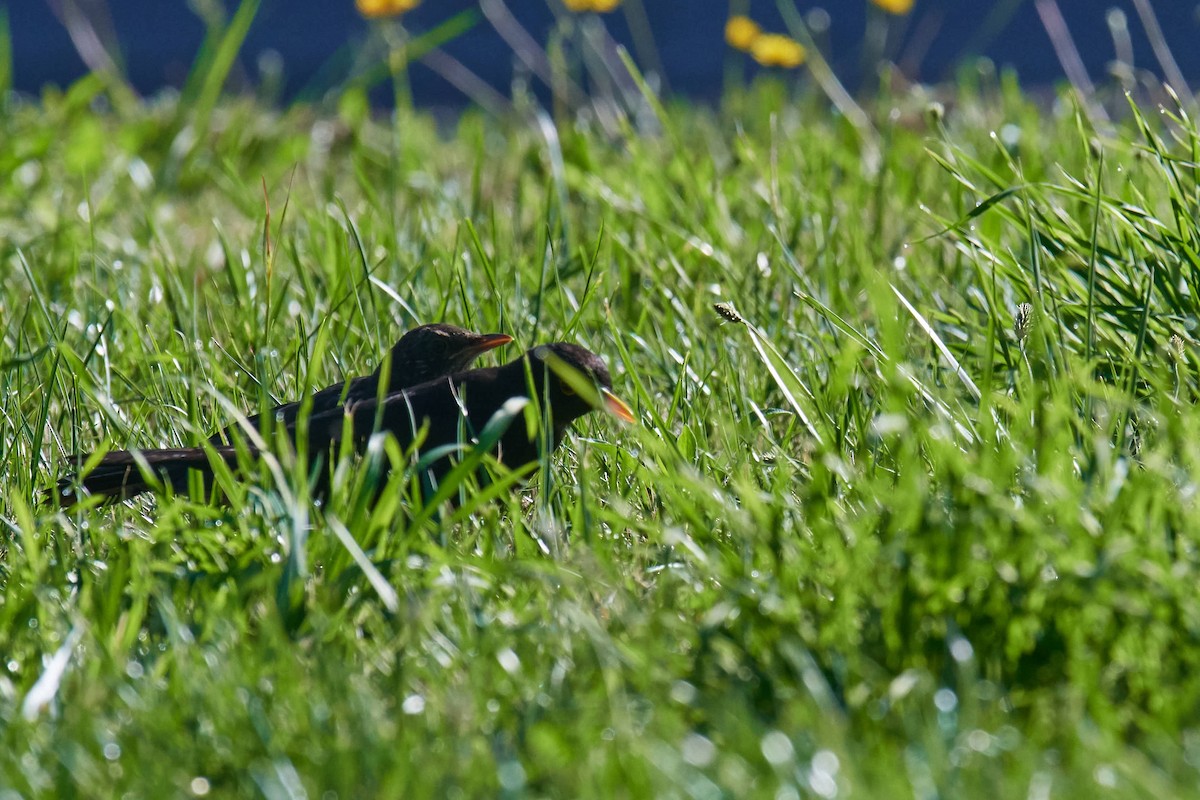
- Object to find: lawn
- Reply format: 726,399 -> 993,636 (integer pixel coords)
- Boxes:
3,50 -> 1200,798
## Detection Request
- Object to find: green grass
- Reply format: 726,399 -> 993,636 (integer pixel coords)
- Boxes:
4,70 -> 1200,798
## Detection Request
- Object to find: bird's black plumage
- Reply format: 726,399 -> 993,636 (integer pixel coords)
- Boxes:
309,342 -> 634,485
56,341 -> 633,506
56,323 -> 512,505
211,323 -> 512,445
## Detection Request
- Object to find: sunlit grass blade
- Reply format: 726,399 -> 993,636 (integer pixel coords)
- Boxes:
891,284 -> 981,401
713,302 -> 825,445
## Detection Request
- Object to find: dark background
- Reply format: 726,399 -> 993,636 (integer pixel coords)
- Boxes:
8,1 -> 1200,103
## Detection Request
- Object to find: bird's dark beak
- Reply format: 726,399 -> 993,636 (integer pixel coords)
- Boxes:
467,333 -> 514,356
601,388 -> 636,424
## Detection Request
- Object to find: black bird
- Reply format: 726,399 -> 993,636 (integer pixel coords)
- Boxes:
212,323 -> 513,444
56,342 -> 634,506
56,323 -> 512,505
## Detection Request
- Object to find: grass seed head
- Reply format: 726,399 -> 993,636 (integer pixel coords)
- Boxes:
1169,334 -> 1186,363
713,302 -> 745,325
1014,302 -> 1033,344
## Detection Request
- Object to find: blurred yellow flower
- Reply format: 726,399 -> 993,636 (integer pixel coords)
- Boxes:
871,0 -> 914,14
357,0 -> 420,18
563,0 -> 621,11
750,34 -> 806,69
725,16 -> 761,52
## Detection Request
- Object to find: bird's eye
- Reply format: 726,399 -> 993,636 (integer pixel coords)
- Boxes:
561,383 -> 577,397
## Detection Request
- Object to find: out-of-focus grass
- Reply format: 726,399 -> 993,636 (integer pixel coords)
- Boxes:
2,70 -> 1200,797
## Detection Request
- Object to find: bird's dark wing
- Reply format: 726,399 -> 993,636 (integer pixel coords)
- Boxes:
56,446 -> 243,506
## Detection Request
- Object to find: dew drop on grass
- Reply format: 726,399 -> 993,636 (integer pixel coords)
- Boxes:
681,732 -> 716,767
966,729 -> 991,753
761,730 -> 794,765
310,120 -> 335,154
103,742 -> 121,761
994,725 -> 1021,751
497,761 -> 525,792
15,161 -> 41,186
810,769 -> 837,799
1093,765 -> 1117,787
949,637 -> 974,663
934,688 -> 957,712
889,670 -> 920,700
1028,772 -> 1052,800
190,777 -> 211,796
205,240 -> 223,270
756,252 -> 771,277
497,648 -> 521,675
402,694 -> 425,714
128,158 -> 154,191
812,750 -> 839,776
670,681 -> 697,705
999,124 -> 1021,148
807,7 -> 831,33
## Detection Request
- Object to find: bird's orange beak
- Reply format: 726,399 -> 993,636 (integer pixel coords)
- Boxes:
601,388 -> 637,424
467,332 -> 514,356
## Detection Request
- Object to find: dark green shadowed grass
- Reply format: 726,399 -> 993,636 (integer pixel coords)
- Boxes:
4,74 -> 1200,798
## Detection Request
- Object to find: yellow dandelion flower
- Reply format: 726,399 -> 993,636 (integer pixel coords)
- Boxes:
871,0 -> 914,14
750,34 -> 806,69
725,16 -> 761,52
357,0 -> 420,19
563,0 -> 621,11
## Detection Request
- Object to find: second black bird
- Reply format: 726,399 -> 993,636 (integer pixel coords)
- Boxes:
211,323 -> 513,444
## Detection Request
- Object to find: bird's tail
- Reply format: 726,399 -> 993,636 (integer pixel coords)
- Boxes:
55,447 -> 244,506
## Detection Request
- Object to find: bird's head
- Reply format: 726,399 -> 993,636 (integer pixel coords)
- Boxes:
526,343 -> 636,427
381,323 -> 512,390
